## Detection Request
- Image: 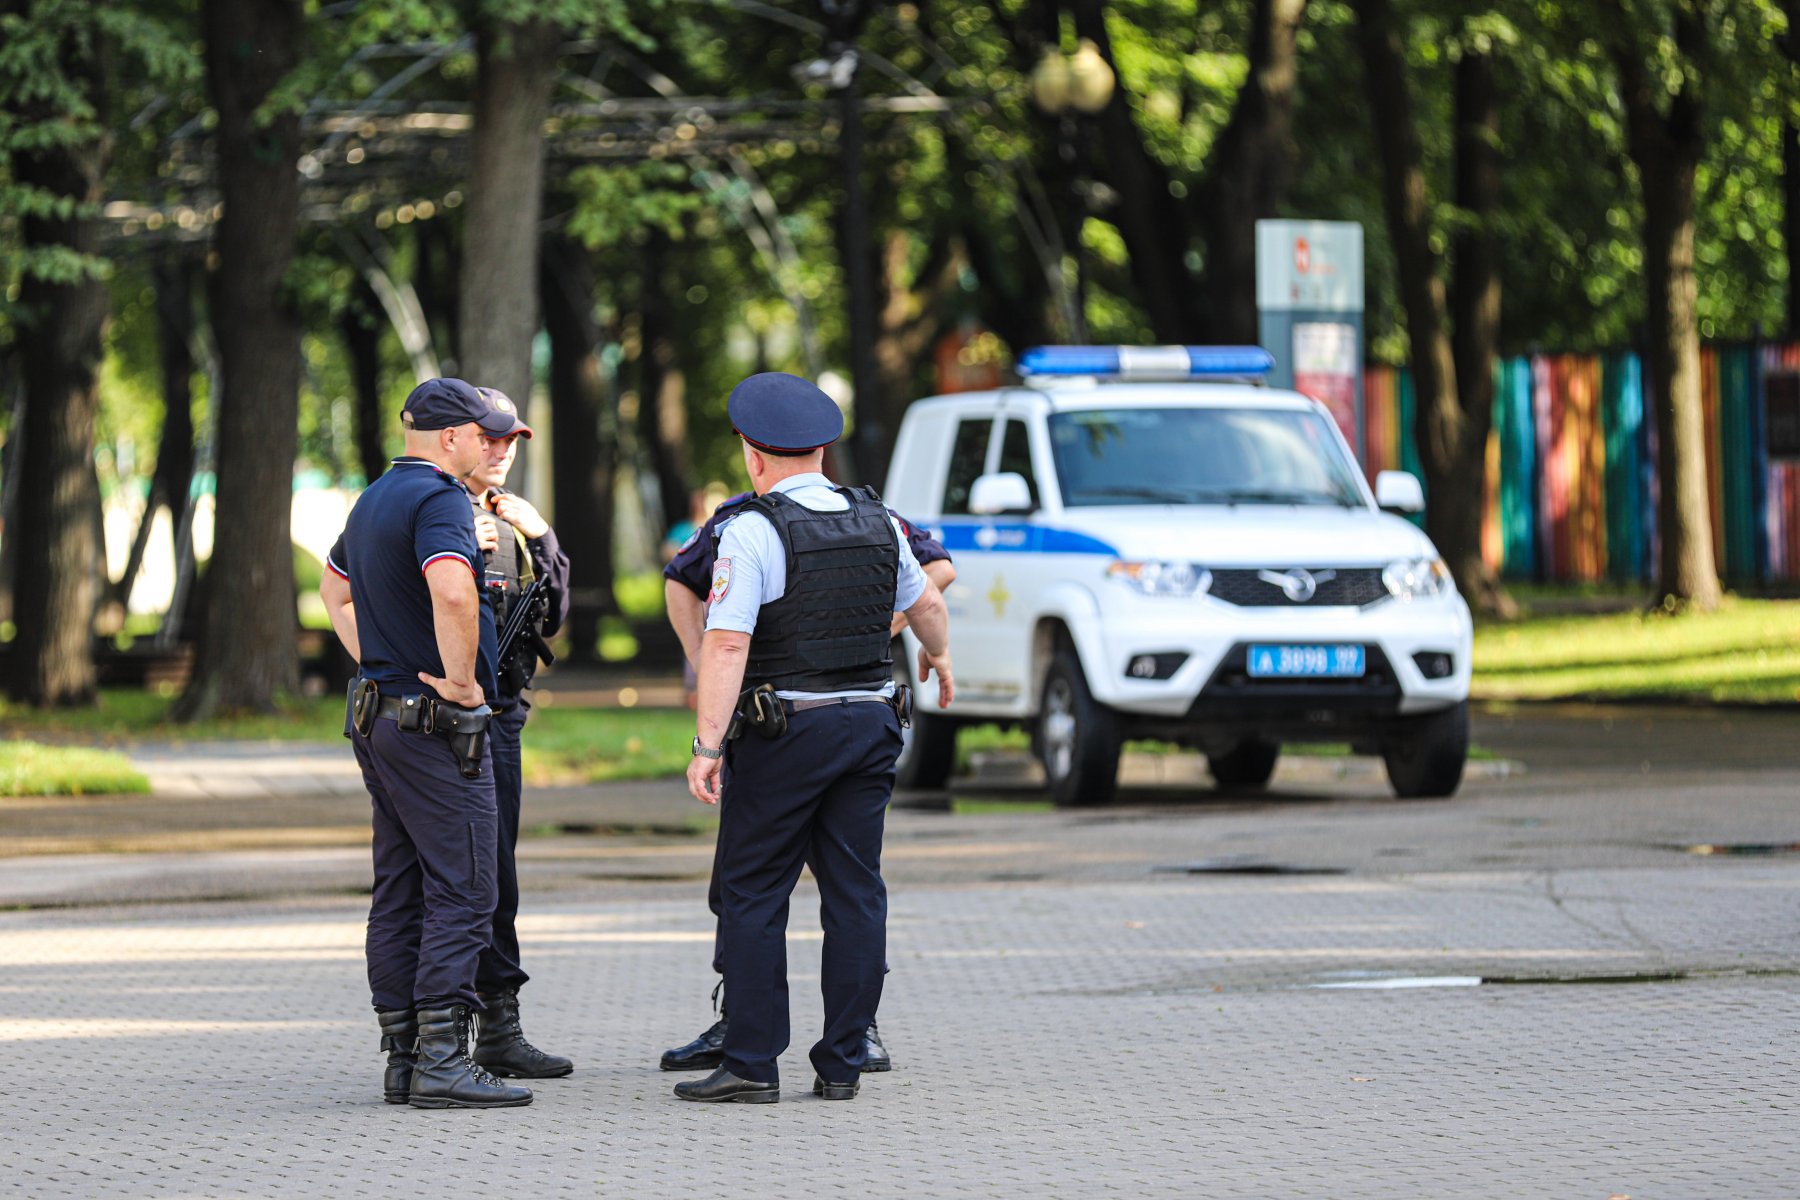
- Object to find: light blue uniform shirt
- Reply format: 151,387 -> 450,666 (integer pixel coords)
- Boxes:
705,473 -> 927,699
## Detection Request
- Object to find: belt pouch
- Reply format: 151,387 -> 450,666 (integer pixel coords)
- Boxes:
752,684 -> 787,740
396,695 -> 428,733
351,678 -> 379,737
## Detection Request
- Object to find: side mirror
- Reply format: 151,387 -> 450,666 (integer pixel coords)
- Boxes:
1374,470 -> 1425,514
969,471 -> 1035,516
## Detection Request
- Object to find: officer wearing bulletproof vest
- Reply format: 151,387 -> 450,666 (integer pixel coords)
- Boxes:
319,377 -> 532,1109
674,372 -> 955,1105
659,490 -> 956,1077
460,386 -> 574,1080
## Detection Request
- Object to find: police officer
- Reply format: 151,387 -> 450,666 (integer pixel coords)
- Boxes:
459,387 -> 574,1080
318,377 -> 531,1110
659,490 -> 956,1076
674,372 -> 955,1104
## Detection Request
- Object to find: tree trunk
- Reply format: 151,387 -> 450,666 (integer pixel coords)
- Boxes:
540,235 -> 616,663
112,259 -> 198,613
339,273 -> 388,485
457,20 -> 559,408
1618,25 -> 1721,610
637,234 -> 692,532
1354,0 -> 1471,595
412,219 -> 460,373
3,17 -> 113,707
1066,0 -> 1203,340
1448,47 -> 1515,618
1198,0 -> 1309,344
175,0 -> 306,718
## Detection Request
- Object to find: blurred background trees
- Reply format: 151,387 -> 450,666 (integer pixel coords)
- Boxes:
1,0 -> 1794,712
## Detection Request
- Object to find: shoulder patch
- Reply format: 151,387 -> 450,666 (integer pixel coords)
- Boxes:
709,557 -> 733,604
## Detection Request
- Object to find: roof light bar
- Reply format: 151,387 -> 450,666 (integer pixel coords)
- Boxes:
1017,344 -> 1275,379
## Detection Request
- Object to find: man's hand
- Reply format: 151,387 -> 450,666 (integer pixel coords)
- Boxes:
493,494 -> 549,539
687,753 -> 723,805
917,646 -> 954,709
473,512 -> 501,553
419,672 -> 484,709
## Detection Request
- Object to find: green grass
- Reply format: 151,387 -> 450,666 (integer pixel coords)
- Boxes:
0,689 -> 345,746
1473,596 -> 1800,704
521,705 -> 695,784
0,741 -> 148,796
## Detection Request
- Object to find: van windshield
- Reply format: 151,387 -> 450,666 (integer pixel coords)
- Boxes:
1048,407 -> 1366,508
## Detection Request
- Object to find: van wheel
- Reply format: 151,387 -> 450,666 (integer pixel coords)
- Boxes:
1038,650 -> 1121,807
1209,738 -> 1279,791
896,712 -> 957,789
1382,701 -> 1468,799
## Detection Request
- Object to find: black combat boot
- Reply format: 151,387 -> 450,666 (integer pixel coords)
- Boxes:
861,1019 -> 892,1073
408,1005 -> 534,1109
473,990 -> 573,1079
660,983 -> 728,1072
376,1008 -> 417,1104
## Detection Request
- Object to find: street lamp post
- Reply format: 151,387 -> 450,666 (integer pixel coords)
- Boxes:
1029,39 -> 1115,345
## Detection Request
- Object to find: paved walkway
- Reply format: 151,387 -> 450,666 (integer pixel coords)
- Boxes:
4,705 -> 1800,1196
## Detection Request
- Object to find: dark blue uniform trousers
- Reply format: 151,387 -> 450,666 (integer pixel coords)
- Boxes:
354,719 -> 498,1012
477,702 -> 530,994
716,700 -> 901,1085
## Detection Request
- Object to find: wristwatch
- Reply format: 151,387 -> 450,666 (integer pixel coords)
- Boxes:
692,736 -> 724,760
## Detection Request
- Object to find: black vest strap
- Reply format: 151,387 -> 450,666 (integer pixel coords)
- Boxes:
743,486 -> 898,693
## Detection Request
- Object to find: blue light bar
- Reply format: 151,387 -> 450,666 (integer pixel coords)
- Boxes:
1016,344 -> 1275,379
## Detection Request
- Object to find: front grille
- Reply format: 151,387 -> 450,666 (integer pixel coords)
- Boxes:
1207,567 -> 1389,608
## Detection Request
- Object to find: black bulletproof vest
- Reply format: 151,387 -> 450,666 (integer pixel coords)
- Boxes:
742,486 -> 899,693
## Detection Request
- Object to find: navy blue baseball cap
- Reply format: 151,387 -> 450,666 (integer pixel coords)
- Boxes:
475,386 -> 533,439
727,372 -> 844,455
401,377 -> 516,436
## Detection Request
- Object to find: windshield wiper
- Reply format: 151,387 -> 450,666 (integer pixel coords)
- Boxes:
1071,485 -> 1197,502
1223,488 -> 1360,508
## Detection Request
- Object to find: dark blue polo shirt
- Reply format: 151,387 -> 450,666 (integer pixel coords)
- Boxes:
664,491 -> 950,601
327,457 -> 499,703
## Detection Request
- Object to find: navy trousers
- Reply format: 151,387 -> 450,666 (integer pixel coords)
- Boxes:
476,701 -> 530,995
354,719 -> 498,1012
716,701 -> 901,1085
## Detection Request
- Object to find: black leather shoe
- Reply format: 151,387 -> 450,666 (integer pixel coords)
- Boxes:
473,990 -> 574,1079
409,1005 -> 534,1109
376,1008 -> 417,1104
660,1015 -> 728,1071
860,1019 -> 892,1073
812,1075 -> 859,1100
673,1067 -> 778,1104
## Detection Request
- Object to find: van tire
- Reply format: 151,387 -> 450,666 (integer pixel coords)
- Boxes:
895,711 -> 957,790
1209,738 -> 1279,791
1382,701 -> 1468,799
1038,650 -> 1122,807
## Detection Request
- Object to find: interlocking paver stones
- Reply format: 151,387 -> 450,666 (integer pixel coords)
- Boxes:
4,864 -> 1799,1198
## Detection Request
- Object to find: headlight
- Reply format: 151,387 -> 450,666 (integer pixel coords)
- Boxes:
1108,560 -> 1213,598
1382,556 -> 1452,601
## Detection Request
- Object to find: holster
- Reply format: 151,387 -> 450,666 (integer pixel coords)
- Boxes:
733,682 -> 787,741
433,702 -> 493,779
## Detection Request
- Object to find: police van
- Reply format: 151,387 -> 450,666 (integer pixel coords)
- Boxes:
884,345 -> 1473,806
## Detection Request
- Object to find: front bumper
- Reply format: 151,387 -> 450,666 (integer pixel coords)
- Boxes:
1066,587 -> 1473,725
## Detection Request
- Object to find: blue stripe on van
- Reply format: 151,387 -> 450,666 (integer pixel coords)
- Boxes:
935,520 -> 1118,556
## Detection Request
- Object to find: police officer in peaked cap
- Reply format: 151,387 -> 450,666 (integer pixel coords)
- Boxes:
460,386 -> 575,1080
319,377 -> 531,1109
673,372 -> 955,1104
659,459 -> 958,1079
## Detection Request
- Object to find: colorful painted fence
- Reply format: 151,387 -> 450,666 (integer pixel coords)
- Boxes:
1361,344 -> 1800,585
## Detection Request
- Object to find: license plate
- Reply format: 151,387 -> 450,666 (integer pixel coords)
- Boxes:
1247,644 -> 1365,678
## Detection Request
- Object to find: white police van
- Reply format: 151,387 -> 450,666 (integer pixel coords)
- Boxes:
884,345 -> 1474,806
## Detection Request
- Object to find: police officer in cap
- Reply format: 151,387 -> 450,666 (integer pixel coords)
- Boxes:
319,377 -> 531,1109
674,372 -> 955,1104
659,486 -> 956,1076
461,386 -> 574,1079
